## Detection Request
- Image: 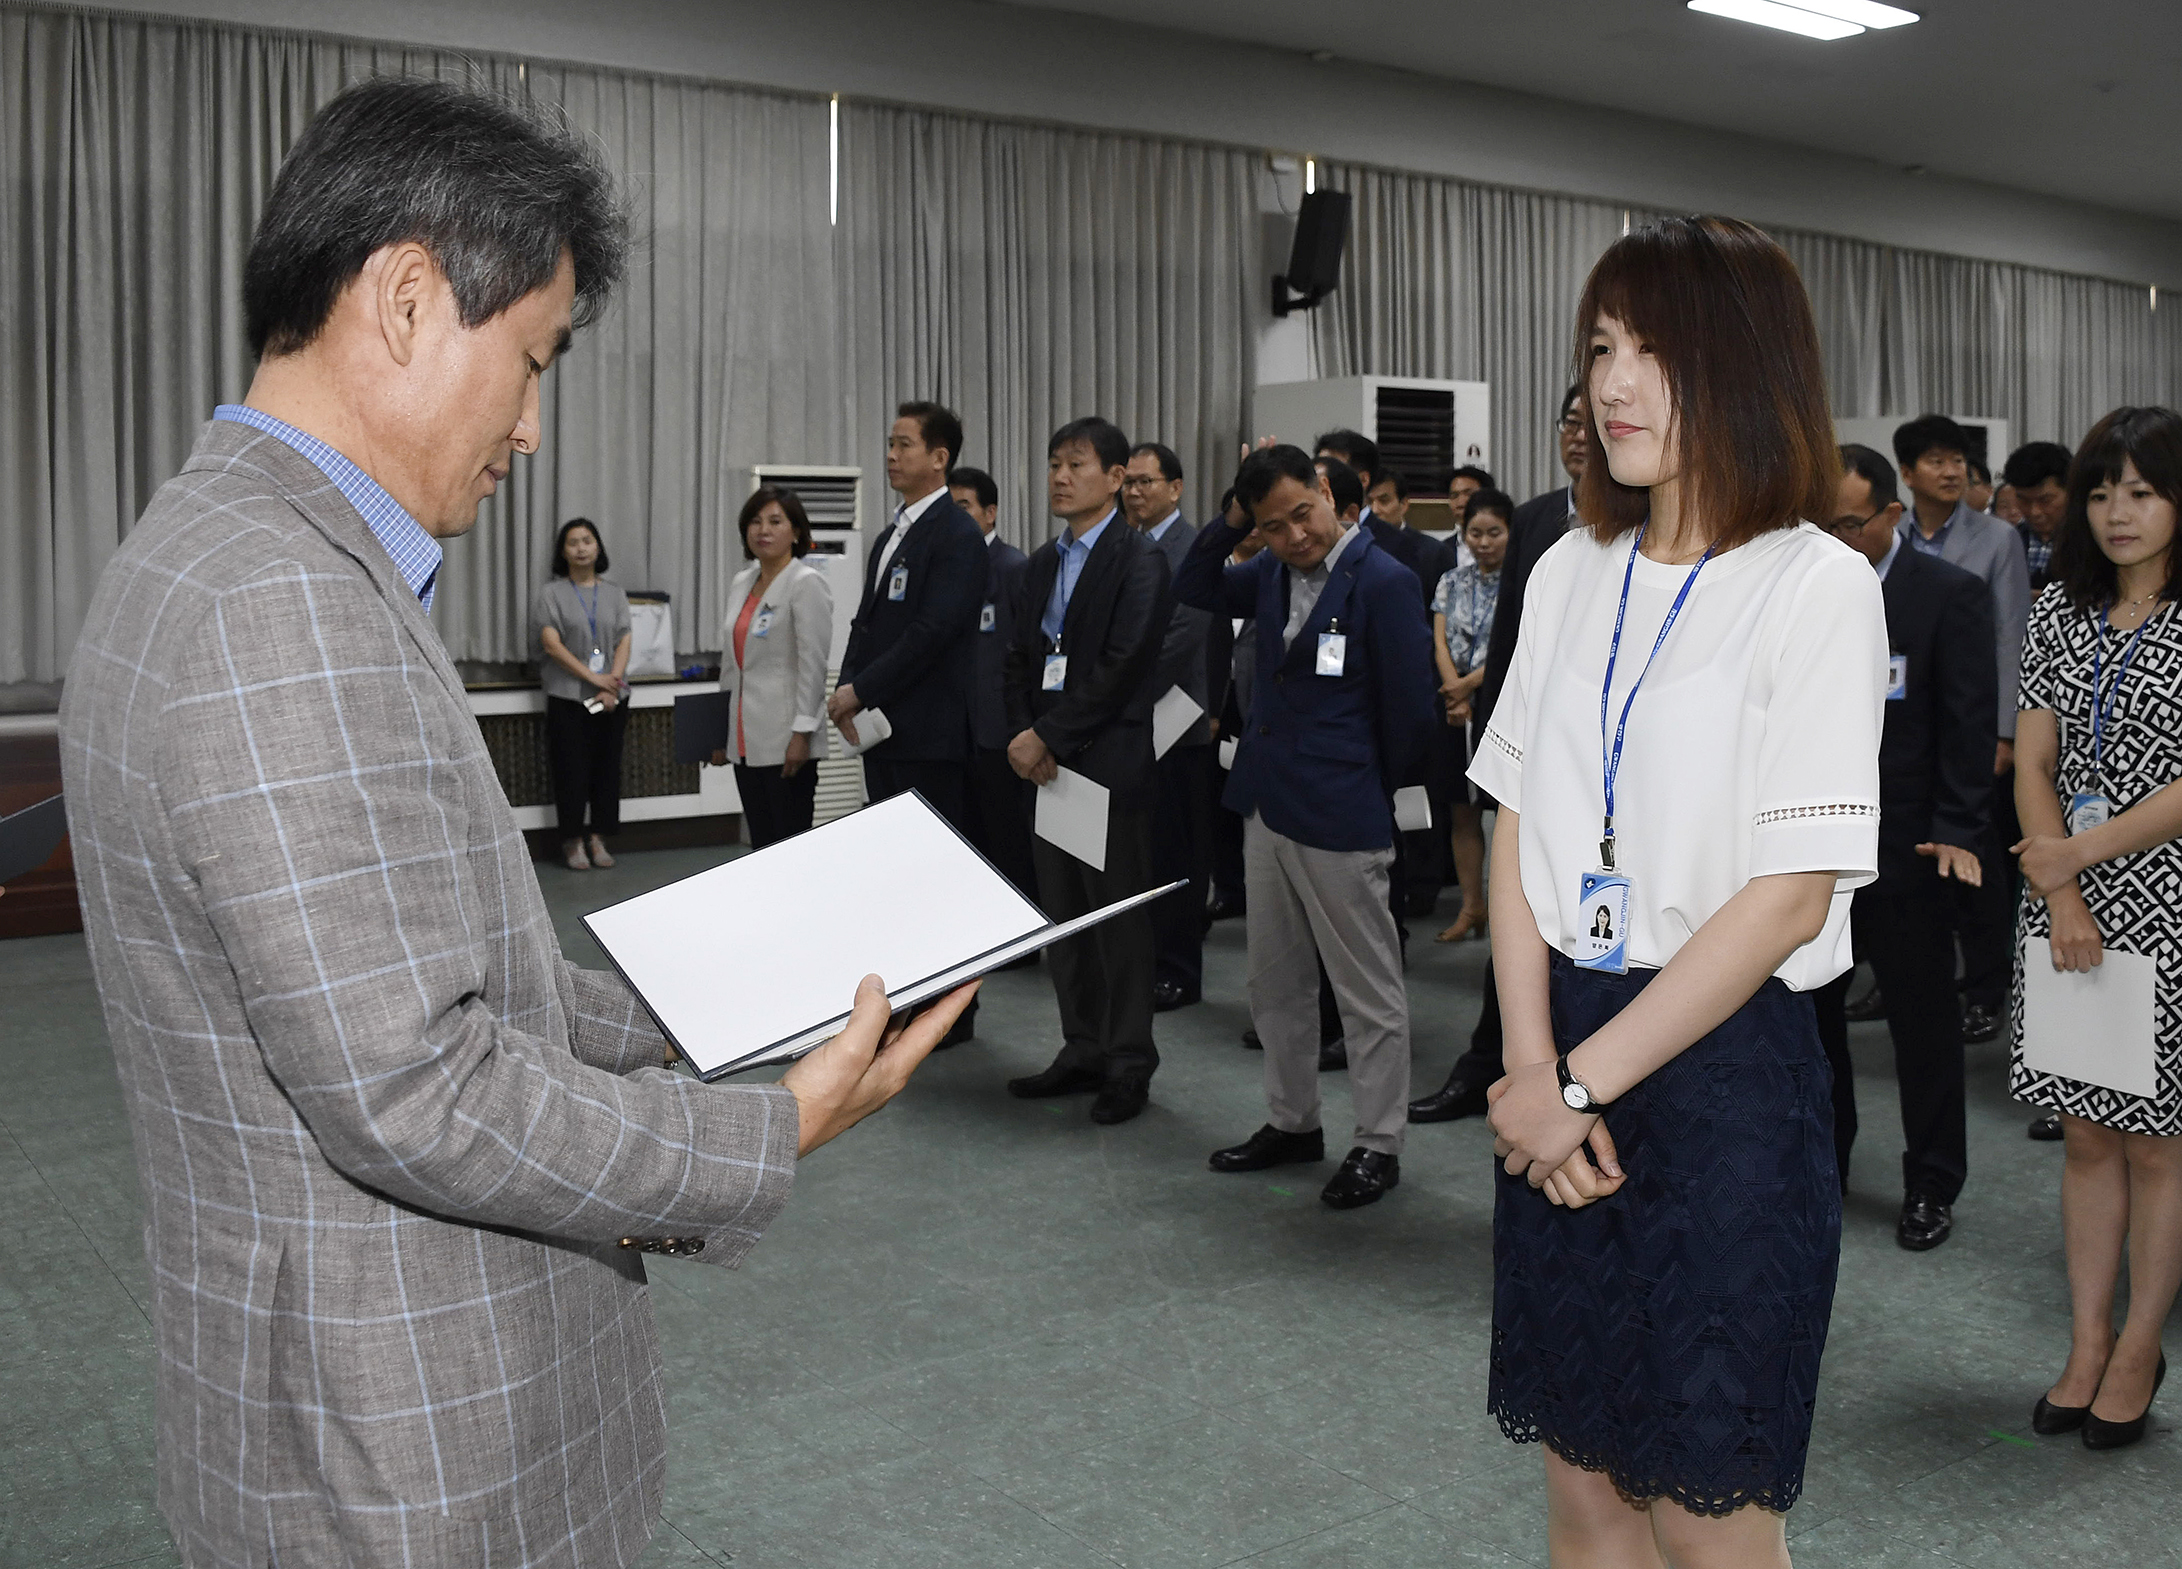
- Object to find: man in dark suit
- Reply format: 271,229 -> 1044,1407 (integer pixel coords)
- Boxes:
1814,445 -> 1995,1252
829,401 -> 990,830
1410,384 -> 1588,1124
1178,445 -> 1437,1209
1003,417 -> 1174,1125
950,464 -> 1037,905
1124,441 -> 1218,1012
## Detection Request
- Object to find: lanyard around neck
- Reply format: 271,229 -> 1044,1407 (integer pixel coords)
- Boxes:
2091,601 -> 2162,782
1598,524 -> 1716,868
574,580 -> 601,649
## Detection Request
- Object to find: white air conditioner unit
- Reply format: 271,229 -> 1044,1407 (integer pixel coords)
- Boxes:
1253,376 -> 1491,530
747,464 -> 869,826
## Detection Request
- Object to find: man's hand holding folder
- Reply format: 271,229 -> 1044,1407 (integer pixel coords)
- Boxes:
781,974 -> 980,1154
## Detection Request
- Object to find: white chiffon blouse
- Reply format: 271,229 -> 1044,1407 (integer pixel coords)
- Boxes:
1468,520 -> 1887,992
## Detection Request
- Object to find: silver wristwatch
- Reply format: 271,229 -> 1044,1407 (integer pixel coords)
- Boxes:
1557,1055 -> 1612,1114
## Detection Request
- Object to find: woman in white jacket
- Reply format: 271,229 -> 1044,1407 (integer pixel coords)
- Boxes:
715,487 -> 834,847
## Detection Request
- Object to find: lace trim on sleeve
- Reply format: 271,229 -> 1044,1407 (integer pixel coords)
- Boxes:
1485,727 -> 1522,766
1752,802 -> 1879,828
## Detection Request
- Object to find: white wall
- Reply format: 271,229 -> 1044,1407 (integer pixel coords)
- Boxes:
121,0 -> 2182,289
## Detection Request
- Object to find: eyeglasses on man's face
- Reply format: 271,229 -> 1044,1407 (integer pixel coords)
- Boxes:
1825,508 -> 1886,538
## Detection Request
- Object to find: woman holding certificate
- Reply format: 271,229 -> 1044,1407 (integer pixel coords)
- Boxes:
716,486 -> 834,848
2012,406 -> 2182,1452
1469,217 -> 1885,1567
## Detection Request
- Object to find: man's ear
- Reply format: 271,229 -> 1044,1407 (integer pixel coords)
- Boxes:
372,241 -> 438,368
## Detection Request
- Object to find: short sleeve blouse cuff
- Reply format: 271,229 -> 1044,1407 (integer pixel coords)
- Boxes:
1467,724 -> 1523,813
1748,798 -> 1880,890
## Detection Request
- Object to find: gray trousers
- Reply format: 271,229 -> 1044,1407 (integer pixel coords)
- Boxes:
1243,814 -> 1410,1154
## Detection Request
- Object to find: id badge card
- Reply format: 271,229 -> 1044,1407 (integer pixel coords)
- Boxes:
1886,653 -> 1907,701
2068,791 -> 2112,835
887,564 -> 909,602
1573,870 -> 1632,974
1042,653 -> 1069,691
979,602 -> 996,632
751,607 -> 775,638
1315,632 -> 1347,677
587,648 -> 606,673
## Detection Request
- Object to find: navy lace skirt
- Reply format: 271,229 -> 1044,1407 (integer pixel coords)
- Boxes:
1488,953 -> 1842,1516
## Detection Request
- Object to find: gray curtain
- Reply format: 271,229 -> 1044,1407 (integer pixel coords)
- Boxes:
1,3 -> 840,684
1315,159 -> 2182,502
837,101 -> 1260,550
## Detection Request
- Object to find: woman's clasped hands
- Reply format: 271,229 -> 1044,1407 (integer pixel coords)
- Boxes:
1487,1058 -> 1626,1209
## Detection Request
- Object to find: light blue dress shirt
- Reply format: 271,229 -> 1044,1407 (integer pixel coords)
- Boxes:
1040,509 -> 1116,643
213,404 -> 443,611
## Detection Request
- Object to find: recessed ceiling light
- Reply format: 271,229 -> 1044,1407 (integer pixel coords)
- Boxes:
1688,0 -> 1920,40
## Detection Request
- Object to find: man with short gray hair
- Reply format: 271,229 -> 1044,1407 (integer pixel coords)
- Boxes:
60,78 -> 965,1569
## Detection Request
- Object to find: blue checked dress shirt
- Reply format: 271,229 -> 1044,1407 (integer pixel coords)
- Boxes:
214,404 -> 443,610
1040,508 -> 1116,642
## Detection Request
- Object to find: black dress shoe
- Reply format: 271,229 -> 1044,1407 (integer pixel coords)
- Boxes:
1321,1148 -> 1400,1209
2029,1112 -> 2064,1141
1152,981 -> 1197,1013
1962,1003 -> 2002,1043
1844,986 -> 1887,1023
1208,1124 -> 1325,1172
1089,1079 -> 1150,1125
1007,1063 -> 1102,1098
2083,1354 -> 2166,1451
1408,1073 -> 1489,1123
930,1007 -> 977,1050
1206,894 -> 1246,922
1240,1027 -> 1263,1051
1897,1192 -> 1953,1251
1318,1038 -> 1348,1072
2032,1392 -> 2091,1436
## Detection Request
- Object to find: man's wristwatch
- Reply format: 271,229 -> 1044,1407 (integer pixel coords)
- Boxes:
1557,1055 -> 1613,1115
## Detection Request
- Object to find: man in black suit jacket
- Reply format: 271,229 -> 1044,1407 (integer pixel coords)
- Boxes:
828,400 -> 989,829
1125,441 -> 1217,1011
1003,417 -> 1174,1126
1411,385 -> 1588,1123
1815,446 -> 1995,1253
950,465 -> 1037,902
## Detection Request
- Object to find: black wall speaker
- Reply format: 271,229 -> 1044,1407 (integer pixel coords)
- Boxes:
1274,189 -> 1351,317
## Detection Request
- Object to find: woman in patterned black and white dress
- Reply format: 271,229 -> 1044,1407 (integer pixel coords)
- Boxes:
2012,405 -> 2182,1452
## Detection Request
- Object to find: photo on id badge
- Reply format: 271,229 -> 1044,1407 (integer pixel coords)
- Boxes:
1576,871 -> 1632,973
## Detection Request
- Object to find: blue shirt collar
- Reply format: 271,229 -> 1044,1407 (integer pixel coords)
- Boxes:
1060,509 -> 1116,556
1147,509 -> 1181,541
1875,532 -> 1902,581
214,404 -> 443,611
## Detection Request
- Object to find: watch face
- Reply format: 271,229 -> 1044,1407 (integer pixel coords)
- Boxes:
1562,1083 -> 1588,1111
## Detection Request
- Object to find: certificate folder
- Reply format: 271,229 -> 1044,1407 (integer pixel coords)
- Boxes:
0,794 -> 68,885
581,790 -> 1182,1079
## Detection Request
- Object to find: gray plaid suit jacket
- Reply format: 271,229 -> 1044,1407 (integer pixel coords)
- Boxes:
60,419 -> 799,1569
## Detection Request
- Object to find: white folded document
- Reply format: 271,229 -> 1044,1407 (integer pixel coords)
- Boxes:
835,706 -> 892,756
1034,766 -> 1110,871
582,790 -> 1181,1079
1217,736 -> 1238,771
1151,685 -> 1203,759
1393,785 -> 1433,833
2020,943 -> 2158,1099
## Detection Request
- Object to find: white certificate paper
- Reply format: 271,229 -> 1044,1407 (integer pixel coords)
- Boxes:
1035,766 -> 1110,871
1393,785 -> 1433,833
1151,685 -> 1203,759
2020,945 -> 2158,1100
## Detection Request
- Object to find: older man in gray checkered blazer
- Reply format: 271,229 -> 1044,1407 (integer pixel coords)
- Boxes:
59,80 -> 970,1569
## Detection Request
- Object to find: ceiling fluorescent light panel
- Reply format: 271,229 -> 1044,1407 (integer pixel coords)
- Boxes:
1793,0 -> 1919,25
1690,0 -> 1901,40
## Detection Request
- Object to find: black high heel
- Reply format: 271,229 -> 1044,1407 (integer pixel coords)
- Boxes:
2032,1392 -> 2089,1435
2082,1352 -> 2166,1451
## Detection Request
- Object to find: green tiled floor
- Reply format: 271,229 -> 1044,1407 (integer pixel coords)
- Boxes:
3,845 -> 2177,1568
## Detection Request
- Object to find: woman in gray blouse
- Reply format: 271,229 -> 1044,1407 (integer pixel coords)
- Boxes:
533,518 -> 633,870
714,486 -> 834,847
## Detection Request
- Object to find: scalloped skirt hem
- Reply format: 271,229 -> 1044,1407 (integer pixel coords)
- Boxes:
1487,1404 -> 1805,1519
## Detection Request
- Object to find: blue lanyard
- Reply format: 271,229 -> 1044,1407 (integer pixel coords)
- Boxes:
1598,524 -> 1716,867
2090,602 -> 2161,782
576,581 -> 601,651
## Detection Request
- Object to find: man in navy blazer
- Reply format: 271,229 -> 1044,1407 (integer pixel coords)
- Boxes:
829,400 -> 989,830
1815,445 -> 1995,1254
1176,444 -> 1436,1208
950,464 -> 1038,902
1002,417 -> 1174,1126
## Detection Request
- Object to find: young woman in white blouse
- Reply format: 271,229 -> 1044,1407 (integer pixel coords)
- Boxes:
1469,216 -> 1887,1568
714,487 -> 834,848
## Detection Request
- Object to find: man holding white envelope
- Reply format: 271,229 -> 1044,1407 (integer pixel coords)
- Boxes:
1176,444 -> 1437,1208
1003,416 -> 1176,1125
